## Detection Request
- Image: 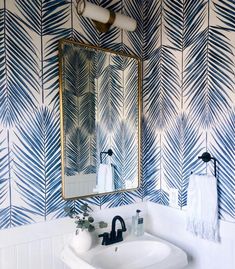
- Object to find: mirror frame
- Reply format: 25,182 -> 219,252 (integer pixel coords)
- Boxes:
59,39 -> 142,200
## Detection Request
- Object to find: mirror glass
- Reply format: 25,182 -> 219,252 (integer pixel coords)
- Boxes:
59,40 -> 141,199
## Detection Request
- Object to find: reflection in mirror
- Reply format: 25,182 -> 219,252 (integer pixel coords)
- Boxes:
59,40 -> 141,199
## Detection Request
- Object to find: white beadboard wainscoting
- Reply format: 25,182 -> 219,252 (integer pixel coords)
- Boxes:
0,202 -> 147,269
0,217 -> 75,269
1,201 -> 235,269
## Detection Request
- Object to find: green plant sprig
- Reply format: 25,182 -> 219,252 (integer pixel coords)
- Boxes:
64,203 -> 107,232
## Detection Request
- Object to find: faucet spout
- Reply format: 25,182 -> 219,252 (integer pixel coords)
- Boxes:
111,215 -> 127,233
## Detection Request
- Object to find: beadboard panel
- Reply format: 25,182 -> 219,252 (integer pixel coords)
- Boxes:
0,217 -> 75,269
0,236 -> 72,269
2,202 -> 235,269
0,202 -> 147,269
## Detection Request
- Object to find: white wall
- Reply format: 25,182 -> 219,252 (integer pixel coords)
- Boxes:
146,202 -> 235,269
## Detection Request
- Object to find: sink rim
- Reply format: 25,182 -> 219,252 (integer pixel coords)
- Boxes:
61,232 -> 188,269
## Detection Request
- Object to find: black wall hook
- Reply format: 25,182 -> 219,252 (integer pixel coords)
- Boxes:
100,149 -> 113,163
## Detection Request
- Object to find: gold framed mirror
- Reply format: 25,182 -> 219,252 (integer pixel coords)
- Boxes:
59,40 -> 141,199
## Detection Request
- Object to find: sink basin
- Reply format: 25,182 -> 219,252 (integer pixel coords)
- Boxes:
91,240 -> 171,269
61,233 -> 188,269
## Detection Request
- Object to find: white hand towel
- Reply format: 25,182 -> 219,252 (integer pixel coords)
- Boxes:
96,164 -> 107,193
105,163 -> 114,192
186,174 -> 218,241
95,163 -> 114,193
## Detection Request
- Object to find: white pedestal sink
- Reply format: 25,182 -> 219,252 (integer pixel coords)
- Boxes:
61,233 -> 188,269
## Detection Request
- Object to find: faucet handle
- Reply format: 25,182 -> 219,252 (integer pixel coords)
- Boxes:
98,232 -> 109,245
116,229 -> 124,241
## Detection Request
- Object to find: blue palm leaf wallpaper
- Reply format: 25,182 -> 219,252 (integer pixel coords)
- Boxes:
63,44 -> 96,177
15,0 -> 71,107
0,0 -> 234,229
163,113 -> 204,208
214,0 -> 235,31
211,111 -> 235,220
14,107 -> 62,222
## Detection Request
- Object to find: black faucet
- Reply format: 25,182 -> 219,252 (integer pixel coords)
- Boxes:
98,215 -> 127,245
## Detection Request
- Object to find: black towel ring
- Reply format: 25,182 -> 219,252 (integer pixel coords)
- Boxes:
100,149 -> 113,164
198,152 -> 217,177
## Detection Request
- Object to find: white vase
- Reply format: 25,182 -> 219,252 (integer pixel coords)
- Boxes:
70,229 -> 93,254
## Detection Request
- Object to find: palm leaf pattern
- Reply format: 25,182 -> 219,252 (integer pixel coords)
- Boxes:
0,129 -> 34,227
99,0 -> 122,50
98,60 -> 123,130
96,57 -> 121,185
184,3 -> 234,128
163,113 -> 204,208
0,130 -> 8,194
214,0 -> 235,31
112,56 -> 138,183
149,189 -> 169,205
142,1 -> 161,60
96,52 -> 139,204
94,51 -> 112,163
164,0 -> 207,50
141,1 -> 161,201
16,0 -> 71,107
0,0 -> 235,229
62,45 -> 82,133
0,205 -> 33,228
211,111 -> 235,219
83,53 -> 96,126
14,107 -> 62,220
112,121 -> 137,188
105,192 -> 136,208
144,126 -> 162,203
143,2 -> 180,130
86,191 -> 136,209
72,0 -> 100,45
0,129 -> 10,228
87,194 -> 113,209
96,54 -> 119,183
0,1 -> 40,228
65,127 -> 90,175
122,0 -> 144,57
0,3 -> 38,127
62,43 -> 96,176
145,46 -> 180,130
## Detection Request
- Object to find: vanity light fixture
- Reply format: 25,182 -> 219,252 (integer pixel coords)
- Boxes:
75,0 -> 137,32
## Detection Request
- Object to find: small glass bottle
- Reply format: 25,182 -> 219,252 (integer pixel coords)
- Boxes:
136,217 -> 144,236
132,209 -> 140,235
132,209 -> 144,236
